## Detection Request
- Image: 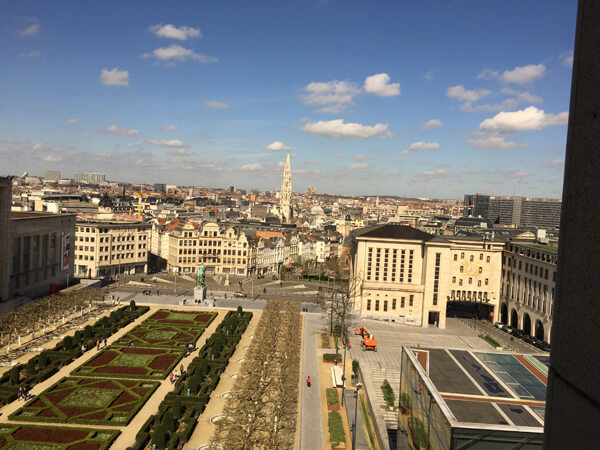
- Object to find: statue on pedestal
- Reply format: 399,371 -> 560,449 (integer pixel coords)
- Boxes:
196,264 -> 206,287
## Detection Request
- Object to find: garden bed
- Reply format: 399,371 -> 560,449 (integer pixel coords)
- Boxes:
327,388 -> 340,411
71,346 -> 184,379
9,377 -> 159,426
0,423 -> 119,449
323,353 -> 340,364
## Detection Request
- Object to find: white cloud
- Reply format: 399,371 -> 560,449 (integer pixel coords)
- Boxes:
43,154 -> 62,162
560,50 -> 574,68
479,106 -> 569,133
496,168 -> 528,178
148,139 -> 185,148
163,125 -> 178,131
204,100 -> 229,109
458,89 -> 542,113
401,141 -> 439,155
354,155 -> 373,161
149,24 -> 201,40
18,24 -> 39,37
423,119 -> 442,130
550,158 -> 565,167
67,118 -> 79,125
102,125 -> 139,136
335,153 -> 344,159
346,163 -> 371,171
265,141 -> 291,151
20,50 -> 40,58
301,119 -> 389,139
447,85 -> 491,103
174,148 -> 192,156
478,64 -> 546,84
423,70 -> 435,80
463,168 -> 484,174
412,169 -> 451,182
240,163 -> 262,171
467,136 -> 527,149
142,45 -> 217,63
302,80 -> 361,113
363,73 -> 400,97
101,68 -> 129,86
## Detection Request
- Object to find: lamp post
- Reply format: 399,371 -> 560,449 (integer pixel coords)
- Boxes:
426,391 -> 433,450
341,325 -> 348,406
352,377 -> 362,450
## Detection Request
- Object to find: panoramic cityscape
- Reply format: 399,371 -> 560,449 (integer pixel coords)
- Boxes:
1,1 -> 598,450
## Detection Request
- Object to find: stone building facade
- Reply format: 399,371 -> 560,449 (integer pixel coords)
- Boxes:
350,225 -> 504,329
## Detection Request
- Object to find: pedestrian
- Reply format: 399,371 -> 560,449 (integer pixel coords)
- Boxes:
306,376 -> 311,388
348,342 -> 352,350
96,339 -> 100,351
103,337 -> 107,348
157,289 -> 160,296
180,364 -> 184,375
169,372 -> 174,384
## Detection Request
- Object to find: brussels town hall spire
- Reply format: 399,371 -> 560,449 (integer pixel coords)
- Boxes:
280,150 -> 292,223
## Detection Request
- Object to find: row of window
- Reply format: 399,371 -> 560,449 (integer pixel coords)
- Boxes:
450,290 -> 489,302
366,295 -> 414,311
452,276 -> 489,286
454,252 -> 491,262
77,252 -> 146,261
78,244 -> 147,252
77,227 -> 145,233
503,256 -> 555,281
366,247 -> 414,283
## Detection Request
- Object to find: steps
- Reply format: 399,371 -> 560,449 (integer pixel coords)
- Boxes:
369,366 -> 400,429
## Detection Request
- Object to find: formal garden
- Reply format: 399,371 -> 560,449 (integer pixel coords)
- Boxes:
0,303 -> 239,449
0,423 -> 119,450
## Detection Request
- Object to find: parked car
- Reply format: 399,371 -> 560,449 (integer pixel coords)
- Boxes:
502,325 -> 514,334
234,291 -> 247,298
511,329 -> 525,338
494,322 -> 505,329
535,340 -> 551,352
522,334 -> 537,345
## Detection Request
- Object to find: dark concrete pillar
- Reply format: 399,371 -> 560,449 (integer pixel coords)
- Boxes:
544,1 -> 600,448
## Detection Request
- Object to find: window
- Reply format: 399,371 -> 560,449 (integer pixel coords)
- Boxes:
460,266 -> 464,273
452,276 -> 456,283
486,255 -> 491,263
461,252 -> 464,259
485,278 -> 489,285
480,253 -> 483,260
392,298 -> 397,309
401,297 -> 405,308
384,300 -> 388,312
479,267 -> 483,274
453,254 -> 457,261
375,300 -> 380,311
367,299 -> 371,310
409,295 -> 414,307
459,279 -> 463,286
468,277 -> 472,285
470,255 -> 474,262
478,280 -> 481,287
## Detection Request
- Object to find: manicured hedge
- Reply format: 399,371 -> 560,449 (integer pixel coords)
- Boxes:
484,335 -> 501,348
0,304 -> 149,406
127,310 -> 253,450
381,379 -> 395,408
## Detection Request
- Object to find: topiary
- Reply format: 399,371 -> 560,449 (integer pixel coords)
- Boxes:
151,424 -> 166,449
83,325 -> 93,339
162,410 -> 175,433
63,335 -> 74,351
237,305 -> 243,316
26,358 -> 36,376
38,351 -> 49,369
9,367 -> 19,386
172,399 -> 182,419
130,300 -> 136,311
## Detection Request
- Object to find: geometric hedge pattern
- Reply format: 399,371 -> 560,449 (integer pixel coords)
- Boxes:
0,423 -> 119,450
70,346 -> 184,380
113,310 -> 216,349
9,377 -> 160,426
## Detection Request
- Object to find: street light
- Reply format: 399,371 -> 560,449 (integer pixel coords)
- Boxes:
352,378 -> 362,450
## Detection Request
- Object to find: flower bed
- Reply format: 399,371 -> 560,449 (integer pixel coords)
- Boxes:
129,308 -> 253,450
327,388 -> 340,411
0,304 -> 149,406
9,377 -> 160,426
0,423 -> 119,449
71,346 -> 184,379
323,353 -> 339,363
112,309 -> 217,349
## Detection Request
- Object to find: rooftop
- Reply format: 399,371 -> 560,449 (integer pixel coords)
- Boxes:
355,224 -> 436,241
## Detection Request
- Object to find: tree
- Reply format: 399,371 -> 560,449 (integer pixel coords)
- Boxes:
162,410 -> 175,433
151,424 -> 166,449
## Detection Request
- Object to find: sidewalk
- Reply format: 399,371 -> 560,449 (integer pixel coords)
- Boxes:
344,389 -> 370,450
300,314 -> 324,450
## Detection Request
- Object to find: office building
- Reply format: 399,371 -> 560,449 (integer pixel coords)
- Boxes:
464,193 -> 561,229
74,172 -> 106,184
350,224 -> 504,329
74,220 -> 150,278
43,170 -> 61,181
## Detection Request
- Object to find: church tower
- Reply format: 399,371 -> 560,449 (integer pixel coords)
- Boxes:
280,150 -> 292,223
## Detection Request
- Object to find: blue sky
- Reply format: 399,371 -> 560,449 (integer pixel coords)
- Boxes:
0,0 -> 576,198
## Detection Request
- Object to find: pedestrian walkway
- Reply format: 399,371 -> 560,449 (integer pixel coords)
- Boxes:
300,314 -> 324,450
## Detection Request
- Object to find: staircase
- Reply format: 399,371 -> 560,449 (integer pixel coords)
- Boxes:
369,366 -> 401,429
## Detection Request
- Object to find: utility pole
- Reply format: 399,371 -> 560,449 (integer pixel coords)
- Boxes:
352,375 -> 362,450
341,327 -> 347,406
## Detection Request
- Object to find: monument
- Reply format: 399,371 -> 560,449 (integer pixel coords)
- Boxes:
194,264 -> 207,302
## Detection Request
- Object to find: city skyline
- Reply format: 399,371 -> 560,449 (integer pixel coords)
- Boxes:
0,0 -> 576,198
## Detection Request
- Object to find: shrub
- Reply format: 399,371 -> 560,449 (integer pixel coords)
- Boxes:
381,379 -> 395,408
63,335 -> 74,351
352,360 -> 359,374
327,388 -> 339,406
172,399 -> 182,419
38,352 -> 49,369
328,411 -> 346,446
400,392 -> 412,411
408,416 -> 429,449
26,358 -> 37,376
237,305 -> 243,315
323,353 -> 338,362
9,367 -> 19,386
485,335 -> 501,348
84,325 -> 93,339
162,411 -> 175,433
151,424 -> 166,449
130,300 -> 136,311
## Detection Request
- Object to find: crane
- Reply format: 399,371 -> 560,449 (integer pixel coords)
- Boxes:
133,186 -> 148,221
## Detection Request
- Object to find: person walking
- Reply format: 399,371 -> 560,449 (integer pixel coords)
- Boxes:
169,372 -> 174,384
103,337 -> 107,348
96,340 -> 100,351
306,376 -> 311,388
